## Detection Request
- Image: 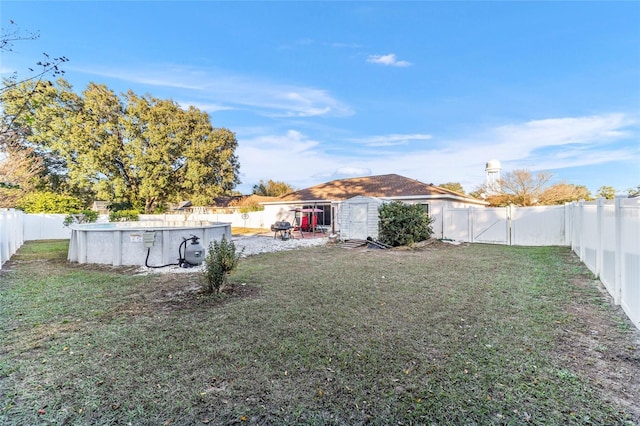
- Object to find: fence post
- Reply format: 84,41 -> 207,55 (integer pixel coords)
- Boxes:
507,204 -> 513,246
7,209 -> 15,256
564,203 -> 573,247
613,196 -> 623,305
0,210 -> 7,269
18,210 -> 24,247
468,207 -> 474,243
596,198 -> 604,278
578,200 -> 585,262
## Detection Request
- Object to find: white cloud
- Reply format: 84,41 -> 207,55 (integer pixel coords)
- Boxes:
72,64 -> 353,118
234,113 -> 638,194
492,114 -> 635,149
348,133 -> 432,147
236,130 -> 332,190
0,66 -> 16,75
176,101 -> 235,113
332,167 -> 372,177
366,53 -> 412,67
235,130 -> 411,191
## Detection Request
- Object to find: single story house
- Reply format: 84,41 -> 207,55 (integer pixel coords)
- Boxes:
261,174 -> 488,240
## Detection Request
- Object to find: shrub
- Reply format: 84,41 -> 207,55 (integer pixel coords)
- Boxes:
378,201 -> 434,247
16,191 -> 83,213
109,210 -> 139,222
202,237 -> 243,294
63,210 -> 99,226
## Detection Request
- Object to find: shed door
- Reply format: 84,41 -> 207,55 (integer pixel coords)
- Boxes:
348,203 -> 368,239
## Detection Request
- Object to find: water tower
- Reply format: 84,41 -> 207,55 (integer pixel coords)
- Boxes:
485,159 -> 501,193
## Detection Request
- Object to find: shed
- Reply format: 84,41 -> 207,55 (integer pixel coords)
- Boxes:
337,196 -> 384,240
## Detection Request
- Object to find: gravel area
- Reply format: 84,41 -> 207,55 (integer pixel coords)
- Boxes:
233,234 -> 328,256
141,234 -> 327,274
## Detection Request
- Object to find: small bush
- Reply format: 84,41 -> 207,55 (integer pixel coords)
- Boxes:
109,210 -> 139,222
63,210 -> 99,226
202,237 -> 243,293
378,201 -> 434,247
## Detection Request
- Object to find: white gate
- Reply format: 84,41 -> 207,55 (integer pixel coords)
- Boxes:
443,205 -> 568,246
473,208 -> 509,244
444,207 -> 509,244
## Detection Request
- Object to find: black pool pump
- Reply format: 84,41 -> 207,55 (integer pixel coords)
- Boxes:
178,235 -> 205,267
144,233 -> 205,269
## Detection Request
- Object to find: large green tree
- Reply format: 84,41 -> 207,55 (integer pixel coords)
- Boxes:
1,79 -> 240,212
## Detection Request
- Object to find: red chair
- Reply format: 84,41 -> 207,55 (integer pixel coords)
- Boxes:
301,215 -> 317,232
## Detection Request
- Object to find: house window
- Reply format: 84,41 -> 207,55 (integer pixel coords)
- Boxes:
303,204 -> 331,226
419,203 -> 429,215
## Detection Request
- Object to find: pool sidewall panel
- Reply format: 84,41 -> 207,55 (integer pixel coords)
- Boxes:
69,222 -> 231,267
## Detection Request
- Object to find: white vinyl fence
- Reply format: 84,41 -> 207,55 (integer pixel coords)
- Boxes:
443,204 -> 568,246
23,213 -> 72,240
570,198 -> 639,330
0,209 -> 25,270
444,199 -> 640,330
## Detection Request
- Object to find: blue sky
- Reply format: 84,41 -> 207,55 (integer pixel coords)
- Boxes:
2,1 -> 639,195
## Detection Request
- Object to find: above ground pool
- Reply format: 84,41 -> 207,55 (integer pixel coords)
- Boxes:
67,221 -> 231,267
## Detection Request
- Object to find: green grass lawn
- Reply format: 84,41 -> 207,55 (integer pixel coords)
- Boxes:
1,240 -> 638,425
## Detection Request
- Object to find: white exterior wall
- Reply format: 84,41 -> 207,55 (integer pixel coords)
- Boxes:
334,198 -> 480,241
258,204 -> 300,228
261,204 -> 338,231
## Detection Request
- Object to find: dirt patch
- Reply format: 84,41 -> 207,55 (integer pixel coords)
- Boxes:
553,264 -> 640,421
109,272 -> 262,318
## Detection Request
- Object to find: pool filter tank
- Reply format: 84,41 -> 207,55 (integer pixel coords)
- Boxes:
182,235 -> 204,267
